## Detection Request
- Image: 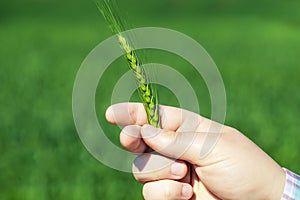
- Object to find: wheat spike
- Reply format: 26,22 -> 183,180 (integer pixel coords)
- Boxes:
96,0 -> 161,128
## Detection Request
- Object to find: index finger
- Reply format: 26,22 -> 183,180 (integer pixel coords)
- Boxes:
105,102 -> 204,131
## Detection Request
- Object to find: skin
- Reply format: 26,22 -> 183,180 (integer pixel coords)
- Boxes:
106,103 -> 286,200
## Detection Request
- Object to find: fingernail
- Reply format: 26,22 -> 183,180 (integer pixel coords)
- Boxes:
182,184 -> 193,198
141,125 -> 160,138
171,162 -> 185,177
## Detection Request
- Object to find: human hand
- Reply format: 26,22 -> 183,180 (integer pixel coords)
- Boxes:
106,103 -> 286,200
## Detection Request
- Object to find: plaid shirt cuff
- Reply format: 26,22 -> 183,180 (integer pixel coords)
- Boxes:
281,168 -> 300,200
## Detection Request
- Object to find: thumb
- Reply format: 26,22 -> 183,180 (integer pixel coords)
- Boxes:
141,125 -> 220,164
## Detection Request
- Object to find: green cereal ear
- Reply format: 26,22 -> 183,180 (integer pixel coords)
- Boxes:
96,0 -> 161,128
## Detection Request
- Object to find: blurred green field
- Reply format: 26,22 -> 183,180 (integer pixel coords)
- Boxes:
1,0 -> 300,199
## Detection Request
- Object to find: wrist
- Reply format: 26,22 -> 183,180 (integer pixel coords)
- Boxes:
267,167 -> 286,200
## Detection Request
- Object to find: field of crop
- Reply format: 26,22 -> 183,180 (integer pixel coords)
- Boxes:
1,0 -> 300,199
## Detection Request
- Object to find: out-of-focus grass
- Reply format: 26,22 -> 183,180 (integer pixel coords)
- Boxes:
1,0 -> 300,199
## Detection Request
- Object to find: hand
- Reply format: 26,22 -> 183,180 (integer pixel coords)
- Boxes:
106,103 -> 286,200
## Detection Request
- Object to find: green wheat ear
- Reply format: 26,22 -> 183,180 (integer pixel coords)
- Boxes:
96,0 -> 161,128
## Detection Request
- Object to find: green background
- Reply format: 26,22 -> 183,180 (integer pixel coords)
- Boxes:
1,0 -> 300,199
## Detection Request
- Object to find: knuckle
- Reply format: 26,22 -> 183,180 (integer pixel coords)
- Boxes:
132,154 -> 150,182
142,183 -> 151,199
163,183 -> 173,199
142,182 -> 173,200
157,129 -> 177,147
129,105 -> 138,124
132,154 -> 168,183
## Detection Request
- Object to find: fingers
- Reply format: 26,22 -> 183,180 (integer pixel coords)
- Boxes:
120,123 -> 211,164
120,125 -> 147,153
143,180 -> 193,200
140,125 -> 210,164
106,103 -> 148,126
106,102 -> 203,131
133,153 -> 188,183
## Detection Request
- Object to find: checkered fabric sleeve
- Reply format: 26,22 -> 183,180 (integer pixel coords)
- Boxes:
281,168 -> 300,200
